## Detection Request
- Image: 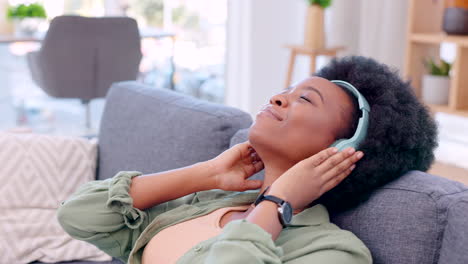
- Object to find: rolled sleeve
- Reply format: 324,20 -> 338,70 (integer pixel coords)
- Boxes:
107,171 -> 146,229
57,171 -> 146,261
205,219 -> 283,263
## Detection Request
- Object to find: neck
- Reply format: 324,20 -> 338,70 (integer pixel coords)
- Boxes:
240,160 -> 300,218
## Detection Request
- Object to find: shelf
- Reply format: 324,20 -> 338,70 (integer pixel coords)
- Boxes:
410,33 -> 468,47
427,103 -> 468,118
405,0 -> 468,118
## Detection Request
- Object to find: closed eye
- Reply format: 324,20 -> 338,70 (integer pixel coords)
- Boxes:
300,96 -> 312,103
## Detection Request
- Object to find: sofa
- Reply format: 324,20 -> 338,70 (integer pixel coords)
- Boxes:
34,81 -> 468,264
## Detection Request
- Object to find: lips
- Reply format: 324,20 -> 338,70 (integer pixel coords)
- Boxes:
259,107 -> 283,121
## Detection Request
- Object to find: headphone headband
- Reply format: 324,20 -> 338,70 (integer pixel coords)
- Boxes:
331,80 -> 370,112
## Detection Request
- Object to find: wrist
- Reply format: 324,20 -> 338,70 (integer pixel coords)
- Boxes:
192,161 -> 219,190
246,201 -> 283,240
267,186 -> 293,208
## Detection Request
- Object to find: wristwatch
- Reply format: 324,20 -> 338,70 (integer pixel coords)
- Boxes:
254,186 -> 293,228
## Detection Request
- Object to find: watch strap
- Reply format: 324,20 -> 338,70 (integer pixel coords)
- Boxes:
262,195 -> 285,206
254,187 -> 292,228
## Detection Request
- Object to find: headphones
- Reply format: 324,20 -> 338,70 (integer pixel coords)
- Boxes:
329,80 -> 370,151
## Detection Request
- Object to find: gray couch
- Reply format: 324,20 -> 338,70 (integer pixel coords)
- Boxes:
36,81 -> 468,264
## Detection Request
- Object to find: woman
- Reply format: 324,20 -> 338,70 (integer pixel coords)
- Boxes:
57,56 -> 437,264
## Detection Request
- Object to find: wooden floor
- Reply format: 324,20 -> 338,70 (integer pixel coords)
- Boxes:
428,161 -> 468,186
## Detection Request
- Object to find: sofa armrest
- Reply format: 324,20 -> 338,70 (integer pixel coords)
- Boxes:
438,197 -> 468,263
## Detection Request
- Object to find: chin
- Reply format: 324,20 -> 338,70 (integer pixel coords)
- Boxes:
248,122 -> 282,159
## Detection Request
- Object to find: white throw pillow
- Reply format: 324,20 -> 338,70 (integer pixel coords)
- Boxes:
0,132 -> 112,263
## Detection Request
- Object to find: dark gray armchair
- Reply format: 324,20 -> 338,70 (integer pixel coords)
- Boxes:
27,15 -> 142,131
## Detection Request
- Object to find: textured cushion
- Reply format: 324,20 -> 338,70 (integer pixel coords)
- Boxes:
97,81 -> 253,180
229,128 -> 468,264
0,132 -> 112,263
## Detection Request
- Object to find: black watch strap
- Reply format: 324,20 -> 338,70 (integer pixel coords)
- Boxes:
254,187 -> 293,228
261,195 -> 285,206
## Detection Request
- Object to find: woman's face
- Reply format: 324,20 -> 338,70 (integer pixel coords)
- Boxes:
249,76 -> 355,164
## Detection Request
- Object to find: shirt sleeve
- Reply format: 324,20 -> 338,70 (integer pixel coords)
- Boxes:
286,249 -> 372,264
285,249 -> 372,264
204,219 -> 284,263
56,171 -> 197,262
202,220 -> 372,264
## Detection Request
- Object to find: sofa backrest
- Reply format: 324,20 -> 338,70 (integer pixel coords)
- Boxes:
230,128 -> 468,264
97,81 -> 253,180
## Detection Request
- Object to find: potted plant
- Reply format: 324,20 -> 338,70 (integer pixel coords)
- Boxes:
304,0 -> 332,50
422,58 -> 452,105
6,2 -> 47,37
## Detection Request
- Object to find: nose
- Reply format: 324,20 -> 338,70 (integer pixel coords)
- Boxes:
269,93 -> 288,107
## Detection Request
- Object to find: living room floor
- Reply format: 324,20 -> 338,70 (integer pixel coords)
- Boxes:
429,162 -> 468,186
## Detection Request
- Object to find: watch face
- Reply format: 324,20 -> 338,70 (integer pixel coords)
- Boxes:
280,202 -> 293,224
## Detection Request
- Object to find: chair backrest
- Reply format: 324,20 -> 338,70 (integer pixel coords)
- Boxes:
37,15 -> 142,100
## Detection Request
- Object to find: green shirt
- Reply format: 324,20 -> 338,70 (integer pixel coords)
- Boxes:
57,171 -> 372,264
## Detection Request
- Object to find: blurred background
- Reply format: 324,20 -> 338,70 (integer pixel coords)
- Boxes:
0,0 -> 227,134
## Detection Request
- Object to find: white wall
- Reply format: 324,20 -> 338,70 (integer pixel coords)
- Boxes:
225,0 -> 307,116
225,0 -> 364,117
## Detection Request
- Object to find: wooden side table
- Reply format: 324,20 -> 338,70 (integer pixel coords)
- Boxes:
284,45 -> 344,88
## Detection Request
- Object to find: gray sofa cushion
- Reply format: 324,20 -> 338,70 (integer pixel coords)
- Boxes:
97,81 -> 253,180
230,128 -> 468,264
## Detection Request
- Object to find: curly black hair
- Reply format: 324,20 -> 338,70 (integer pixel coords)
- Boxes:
314,56 -> 438,213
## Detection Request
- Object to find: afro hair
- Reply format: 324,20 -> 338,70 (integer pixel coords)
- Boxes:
314,56 -> 438,213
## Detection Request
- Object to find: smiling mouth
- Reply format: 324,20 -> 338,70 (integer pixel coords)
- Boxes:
258,109 -> 282,121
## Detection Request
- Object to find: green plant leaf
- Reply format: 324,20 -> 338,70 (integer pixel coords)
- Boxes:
307,0 -> 333,8
6,3 -> 47,19
423,57 -> 451,76
440,59 -> 451,75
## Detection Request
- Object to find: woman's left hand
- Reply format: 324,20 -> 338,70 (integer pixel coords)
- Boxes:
208,141 -> 264,191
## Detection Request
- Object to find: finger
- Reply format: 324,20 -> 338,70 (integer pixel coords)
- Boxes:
243,179 -> 263,190
234,141 -> 253,158
321,163 -> 356,194
321,151 -> 363,183
303,147 -> 339,168
316,147 -> 356,174
242,150 -> 260,165
250,151 -> 261,163
253,160 -> 264,172
244,160 -> 264,178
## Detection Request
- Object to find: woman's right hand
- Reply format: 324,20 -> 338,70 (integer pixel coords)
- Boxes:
207,141 -> 264,191
268,147 -> 364,210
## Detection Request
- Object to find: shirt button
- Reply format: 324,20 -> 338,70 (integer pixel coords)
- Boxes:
194,245 -> 203,252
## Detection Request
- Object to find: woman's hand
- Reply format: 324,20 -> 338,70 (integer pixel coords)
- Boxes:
207,141 -> 264,191
268,147 -> 364,210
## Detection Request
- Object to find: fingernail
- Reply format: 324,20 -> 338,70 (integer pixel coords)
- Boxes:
332,147 -> 338,153
356,152 -> 364,159
347,148 -> 355,154
350,164 -> 356,170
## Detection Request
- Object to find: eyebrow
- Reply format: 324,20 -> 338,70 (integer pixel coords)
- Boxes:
284,85 -> 325,103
